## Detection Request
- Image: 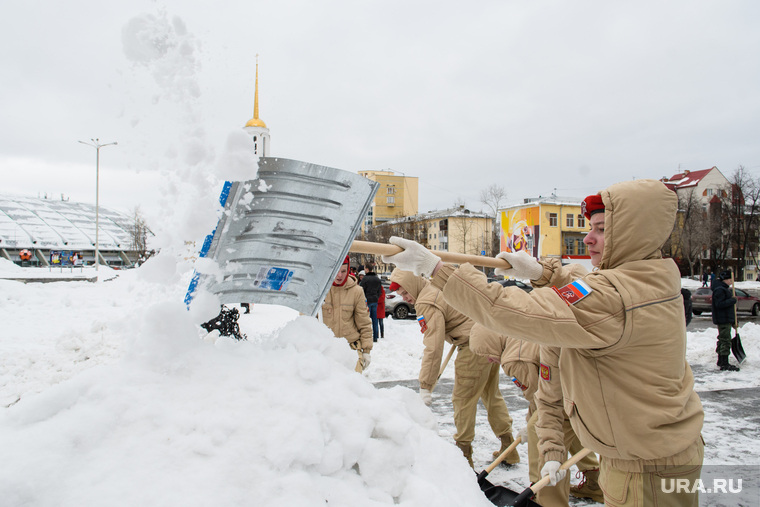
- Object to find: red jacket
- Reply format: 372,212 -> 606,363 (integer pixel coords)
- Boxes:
377,286 -> 386,319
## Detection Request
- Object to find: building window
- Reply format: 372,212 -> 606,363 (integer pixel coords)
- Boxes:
549,213 -> 558,227
706,188 -> 713,196
577,240 -> 586,255
387,186 -> 396,195
577,215 -> 585,228
564,237 -> 575,255
387,196 -> 395,204
566,214 -> 574,228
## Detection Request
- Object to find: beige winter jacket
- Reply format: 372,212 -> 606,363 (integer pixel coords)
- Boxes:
433,179 -> 704,471
321,276 -> 373,352
469,324 -> 541,418
390,269 -> 473,390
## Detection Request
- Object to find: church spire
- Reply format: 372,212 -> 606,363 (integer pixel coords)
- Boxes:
243,54 -> 270,156
245,55 -> 267,128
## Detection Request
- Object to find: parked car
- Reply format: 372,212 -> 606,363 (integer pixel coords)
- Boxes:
385,290 -> 416,320
691,287 -> 760,316
497,278 -> 534,293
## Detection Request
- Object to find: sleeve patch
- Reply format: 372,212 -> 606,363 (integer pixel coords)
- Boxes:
552,279 -> 593,306
417,315 -> 428,333
511,377 -> 528,391
540,363 -> 552,381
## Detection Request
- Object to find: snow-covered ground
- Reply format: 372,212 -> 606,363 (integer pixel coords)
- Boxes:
1,258 -> 759,506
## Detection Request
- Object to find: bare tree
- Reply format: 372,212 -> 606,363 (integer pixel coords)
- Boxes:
479,184 -> 507,257
666,189 -> 710,277
728,166 -> 760,280
707,166 -> 760,279
129,206 -> 154,264
479,184 -> 507,217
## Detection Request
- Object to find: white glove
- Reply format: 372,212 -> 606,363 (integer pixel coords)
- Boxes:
517,427 -> 528,444
419,388 -> 433,406
540,460 -> 566,486
361,352 -> 371,369
381,236 -> 441,277
494,251 -> 543,280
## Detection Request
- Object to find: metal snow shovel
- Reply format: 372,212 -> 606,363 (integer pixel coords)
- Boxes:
475,434 -> 541,507
185,157 -> 379,317
730,280 -> 747,364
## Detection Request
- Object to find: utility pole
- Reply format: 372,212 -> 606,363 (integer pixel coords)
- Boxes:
78,138 -> 118,276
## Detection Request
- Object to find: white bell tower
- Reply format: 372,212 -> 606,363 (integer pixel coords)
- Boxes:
243,55 -> 270,156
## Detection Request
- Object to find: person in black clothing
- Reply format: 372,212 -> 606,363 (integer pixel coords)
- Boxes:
359,268 -> 383,342
711,270 -> 740,371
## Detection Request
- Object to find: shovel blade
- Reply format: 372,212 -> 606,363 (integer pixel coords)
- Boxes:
478,474 -> 540,507
732,332 -> 746,364
187,157 -> 378,316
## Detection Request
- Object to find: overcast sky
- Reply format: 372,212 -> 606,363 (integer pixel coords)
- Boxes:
2,0 -> 760,223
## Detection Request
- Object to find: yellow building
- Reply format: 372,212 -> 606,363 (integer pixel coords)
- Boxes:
358,170 -> 419,229
500,196 -> 592,270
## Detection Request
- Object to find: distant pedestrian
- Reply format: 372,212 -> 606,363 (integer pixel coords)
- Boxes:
702,270 -> 709,287
360,268 -> 383,341
377,284 -> 386,339
711,270 -> 740,372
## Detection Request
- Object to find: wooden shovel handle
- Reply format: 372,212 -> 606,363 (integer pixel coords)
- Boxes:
484,434 -> 522,474
431,344 -> 457,392
350,240 -> 512,270
731,278 -> 739,330
529,448 -> 593,495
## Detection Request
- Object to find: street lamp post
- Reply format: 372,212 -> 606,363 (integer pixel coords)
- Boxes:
78,138 -> 117,274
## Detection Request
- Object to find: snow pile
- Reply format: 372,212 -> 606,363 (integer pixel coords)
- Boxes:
0,258 -> 21,272
0,271 -> 492,506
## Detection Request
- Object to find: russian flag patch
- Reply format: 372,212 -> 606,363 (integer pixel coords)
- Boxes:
417,315 -> 428,333
552,279 -> 593,306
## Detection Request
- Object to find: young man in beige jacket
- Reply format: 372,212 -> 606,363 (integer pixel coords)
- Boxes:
383,179 -> 704,506
389,269 -> 517,468
321,255 -> 373,373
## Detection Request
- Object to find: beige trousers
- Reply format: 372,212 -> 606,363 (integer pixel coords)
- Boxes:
452,344 -> 513,445
527,410 -> 600,507
599,439 -> 704,507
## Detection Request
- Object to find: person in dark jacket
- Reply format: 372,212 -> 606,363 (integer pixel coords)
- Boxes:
711,270 -> 740,371
360,268 -> 383,342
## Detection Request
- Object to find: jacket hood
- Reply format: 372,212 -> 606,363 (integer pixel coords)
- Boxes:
598,179 -> 677,269
389,268 -> 429,299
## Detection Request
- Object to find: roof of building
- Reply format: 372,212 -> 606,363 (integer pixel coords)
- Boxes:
0,193 -> 135,251
383,206 -> 493,226
660,167 -> 716,189
504,195 -> 583,209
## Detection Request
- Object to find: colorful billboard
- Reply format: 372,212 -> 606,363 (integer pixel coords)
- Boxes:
500,207 -> 540,258
50,250 -> 83,266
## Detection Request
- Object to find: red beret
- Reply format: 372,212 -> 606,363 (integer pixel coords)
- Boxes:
389,282 -> 401,292
342,255 -> 350,265
581,194 -> 605,219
